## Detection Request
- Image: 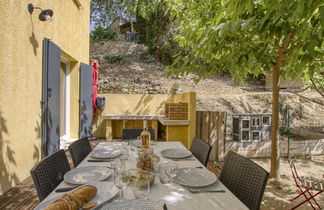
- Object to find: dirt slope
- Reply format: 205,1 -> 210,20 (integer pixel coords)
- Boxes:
90,40 -> 324,132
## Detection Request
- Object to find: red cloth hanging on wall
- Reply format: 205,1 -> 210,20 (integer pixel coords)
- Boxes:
91,60 -> 99,114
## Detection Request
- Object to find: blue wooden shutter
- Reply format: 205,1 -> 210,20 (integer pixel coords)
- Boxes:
42,38 -> 61,157
79,63 -> 93,138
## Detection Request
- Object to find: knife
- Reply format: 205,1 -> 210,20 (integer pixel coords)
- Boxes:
172,158 -> 196,161
88,159 -> 113,162
55,186 -> 78,192
188,189 -> 225,193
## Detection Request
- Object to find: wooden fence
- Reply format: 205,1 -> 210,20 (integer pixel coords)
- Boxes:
196,111 -> 324,162
196,111 -> 226,161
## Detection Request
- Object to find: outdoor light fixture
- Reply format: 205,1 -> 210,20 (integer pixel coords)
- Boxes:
28,3 -> 53,22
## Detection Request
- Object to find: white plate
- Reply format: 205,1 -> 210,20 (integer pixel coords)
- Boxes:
34,181 -> 119,210
90,148 -> 121,159
64,166 -> 112,185
161,148 -> 192,159
174,168 -> 217,187
93,199 -> 162,210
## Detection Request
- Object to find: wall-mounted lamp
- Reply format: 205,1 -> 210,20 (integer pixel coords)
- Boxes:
28,3 -> 53,22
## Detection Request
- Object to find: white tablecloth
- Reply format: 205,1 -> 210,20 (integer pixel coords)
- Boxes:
36,142 -> 248,210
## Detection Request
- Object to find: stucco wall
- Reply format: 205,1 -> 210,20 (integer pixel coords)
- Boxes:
102,94 -> 169,116
166,92 -> 196,148
93,93 -> 196,148
93,94 -> 169,138
0,0 -> 90,194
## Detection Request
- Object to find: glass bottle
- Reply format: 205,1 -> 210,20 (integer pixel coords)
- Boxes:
141,120 -> 151,149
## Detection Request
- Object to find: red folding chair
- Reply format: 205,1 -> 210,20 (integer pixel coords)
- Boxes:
288,154 -> 323,209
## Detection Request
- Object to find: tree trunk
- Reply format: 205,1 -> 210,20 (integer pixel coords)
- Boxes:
269,34 -> 293,179
270,65 -> 280,179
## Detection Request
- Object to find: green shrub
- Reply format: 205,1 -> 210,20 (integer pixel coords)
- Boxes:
103,55 -> 123,64
91,26 -> 116,42
140,52 -> 156,63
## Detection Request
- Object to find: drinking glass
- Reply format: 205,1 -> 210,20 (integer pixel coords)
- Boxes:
164,162 -> 178,189
110,159 -> 118,176
133,176 -> 150,200
158,162 -> 171,184
120,146 -> 129,160
116,159 -> 126,175
114,173 -> 127,199
151,140 -> 157,149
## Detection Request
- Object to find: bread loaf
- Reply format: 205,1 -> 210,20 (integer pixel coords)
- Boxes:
45,185 -> 97,210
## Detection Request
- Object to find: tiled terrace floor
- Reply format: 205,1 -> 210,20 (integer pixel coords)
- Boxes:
0,140 -> 105,210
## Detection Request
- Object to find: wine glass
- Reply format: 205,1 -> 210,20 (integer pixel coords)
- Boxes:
120,146 -> 129,160
114,173 -> 127,199
133,176 -> 150,200
116,158 -> 126,175
164,162 -> 178,189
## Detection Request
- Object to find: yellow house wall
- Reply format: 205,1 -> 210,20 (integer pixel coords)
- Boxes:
165,92 -> 196,148
93,94 -> 169,137
93,93 -> 196,148
69,62 -> 81,139
102,94 -> 169,116
166,126 -> 189,147
0,0 -> 90,194
111,120 -> 158,139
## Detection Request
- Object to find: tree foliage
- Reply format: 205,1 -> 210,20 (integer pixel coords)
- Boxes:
91,26 -> 117,42
165,0 -> 324,178
135,0 -> 179,63
91,0 -> 136,28
165,0 -> 324,84
91,0 -> 180,64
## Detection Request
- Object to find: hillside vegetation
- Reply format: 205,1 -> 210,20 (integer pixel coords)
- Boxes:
91,40 -> 324,138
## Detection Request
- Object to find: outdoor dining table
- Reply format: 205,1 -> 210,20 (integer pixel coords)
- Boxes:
35,141 -> 248,210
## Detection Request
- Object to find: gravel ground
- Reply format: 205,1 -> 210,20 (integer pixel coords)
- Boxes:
255,156 -> 324,210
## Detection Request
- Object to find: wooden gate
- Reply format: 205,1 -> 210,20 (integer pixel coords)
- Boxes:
196,111 -> 226,161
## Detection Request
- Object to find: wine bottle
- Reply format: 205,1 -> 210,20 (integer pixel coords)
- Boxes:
141,120 -> 151,149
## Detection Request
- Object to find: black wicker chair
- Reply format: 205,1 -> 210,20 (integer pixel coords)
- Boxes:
122,128 -> 155,140
30,149 -> 70,201
190,138 -> 212,166
68,137 -> 92,167
219,151 -> 269,210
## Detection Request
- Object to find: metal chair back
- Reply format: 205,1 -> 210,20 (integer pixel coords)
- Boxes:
68,137 -> 92,167
30,149 -> 70,201
122,128 -> 155,140
190,138 -> 212,166
219,151 -> 269,210
288,153 -> 323,209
